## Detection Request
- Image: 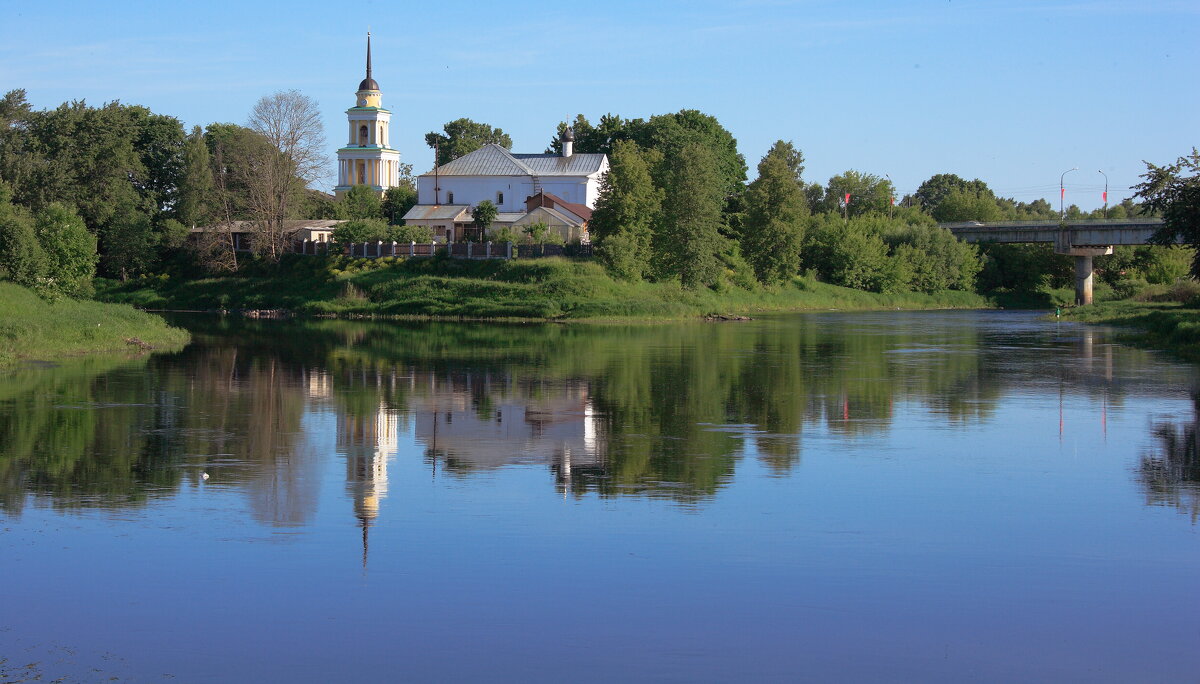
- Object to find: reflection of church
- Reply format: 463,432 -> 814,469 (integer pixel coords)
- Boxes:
410,373 -> 605,493
337,401 -> 400,567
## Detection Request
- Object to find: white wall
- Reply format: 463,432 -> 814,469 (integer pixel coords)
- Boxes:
417,171 -> 605,209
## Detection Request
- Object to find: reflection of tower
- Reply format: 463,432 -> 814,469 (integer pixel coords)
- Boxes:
337,402 -> 399,568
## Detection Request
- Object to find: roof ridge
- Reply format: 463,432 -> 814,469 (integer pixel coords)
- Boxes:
489,143 -> 535,175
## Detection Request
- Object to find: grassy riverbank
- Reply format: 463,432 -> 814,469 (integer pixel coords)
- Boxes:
0,283 -> 190,366
96,256 -> 990,320
1062,300 -> 1200,360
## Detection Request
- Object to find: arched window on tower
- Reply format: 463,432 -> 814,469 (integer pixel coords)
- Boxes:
359,125 -> 369,146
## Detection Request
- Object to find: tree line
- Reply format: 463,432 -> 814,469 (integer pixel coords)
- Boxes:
0,88 -> 419,282
2,84 -> 1195,298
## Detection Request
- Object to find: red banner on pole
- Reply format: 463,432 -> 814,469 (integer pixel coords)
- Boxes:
844,193 -> 851,204
1061,188 -> 1066,199
1102,191 -> 1108,202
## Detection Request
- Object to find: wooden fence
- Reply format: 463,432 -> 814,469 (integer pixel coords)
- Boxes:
292,240 -> 593,260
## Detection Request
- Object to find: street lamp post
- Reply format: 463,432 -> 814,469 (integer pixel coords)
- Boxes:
1060,167 -> 1078,220
885,173 -> 894,219
1097,170 -> 1108,219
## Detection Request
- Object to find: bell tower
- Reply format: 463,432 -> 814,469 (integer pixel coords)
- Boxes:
335,32 -> 402,198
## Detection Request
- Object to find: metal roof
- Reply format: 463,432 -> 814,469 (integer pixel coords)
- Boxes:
402,205 -> 471,221
421,143 -> 607,178
513,153 -> 606,176
191,220 -> 344,233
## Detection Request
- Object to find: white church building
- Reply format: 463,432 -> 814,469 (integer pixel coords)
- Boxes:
403,128 -> 608,243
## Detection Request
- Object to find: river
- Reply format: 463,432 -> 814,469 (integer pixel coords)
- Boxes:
1,311 -> 1196,682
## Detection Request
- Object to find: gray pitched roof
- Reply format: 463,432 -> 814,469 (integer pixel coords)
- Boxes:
402,205 -> 471,221
512,153 -> 607,176
421,143 -> 607,178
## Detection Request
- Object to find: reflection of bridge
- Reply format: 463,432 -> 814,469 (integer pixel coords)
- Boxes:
941,218 -> 1170,305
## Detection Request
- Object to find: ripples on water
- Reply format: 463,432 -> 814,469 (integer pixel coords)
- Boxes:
0,311 -> 1197,682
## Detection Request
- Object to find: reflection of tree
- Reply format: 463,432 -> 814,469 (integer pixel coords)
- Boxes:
1140,393 -> 1200,521
2,312 -> 1177,515
0,341 -> 318,523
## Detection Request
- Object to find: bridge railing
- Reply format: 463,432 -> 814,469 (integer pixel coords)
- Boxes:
939,218 -> 1162,229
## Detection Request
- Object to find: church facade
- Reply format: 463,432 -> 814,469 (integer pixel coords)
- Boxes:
333,34 -> 402,198
403,128 -> 608,242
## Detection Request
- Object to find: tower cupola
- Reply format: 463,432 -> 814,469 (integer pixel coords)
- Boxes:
355,32 -> 382,108
560,126 -> 575,158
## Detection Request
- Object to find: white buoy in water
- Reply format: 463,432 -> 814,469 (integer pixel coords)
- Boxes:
201,472 -> 210,481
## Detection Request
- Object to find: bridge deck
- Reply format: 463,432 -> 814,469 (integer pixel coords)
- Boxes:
941,218 -> 1168,246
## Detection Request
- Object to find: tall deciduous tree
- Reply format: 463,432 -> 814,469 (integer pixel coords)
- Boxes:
245,90 -> 326,260
742,141 -> 809,285
590,140 -> 663,281
1138,148 -> 1200,276
425,118 -> 512,167
656,144 -> 726,288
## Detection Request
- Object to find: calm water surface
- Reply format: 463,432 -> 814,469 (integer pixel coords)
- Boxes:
1,311 -> 1197,682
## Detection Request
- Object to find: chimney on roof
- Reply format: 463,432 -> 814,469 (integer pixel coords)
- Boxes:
560,126 -> 574,158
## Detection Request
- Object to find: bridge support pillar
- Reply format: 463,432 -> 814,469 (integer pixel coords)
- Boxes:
1060,246 -> 1113,306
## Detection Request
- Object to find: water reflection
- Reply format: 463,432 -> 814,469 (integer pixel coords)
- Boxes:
1140,391 -> 1200,520
0,313 -> 1194,521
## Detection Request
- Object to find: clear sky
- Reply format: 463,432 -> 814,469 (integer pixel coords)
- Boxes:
2,0 -> 1195,208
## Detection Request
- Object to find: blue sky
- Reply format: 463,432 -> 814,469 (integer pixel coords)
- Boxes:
2,0 -> 1195,208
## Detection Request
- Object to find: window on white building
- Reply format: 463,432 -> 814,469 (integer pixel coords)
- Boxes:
496,191 -> 504,205
447,191 -> 455,204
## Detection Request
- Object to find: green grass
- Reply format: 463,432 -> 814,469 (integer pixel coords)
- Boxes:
1062,300 -> 1200,360
96,255 -> 991,321
0,282 -> 190,366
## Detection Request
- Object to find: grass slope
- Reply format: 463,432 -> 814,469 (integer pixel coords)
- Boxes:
1063,301 -> 1200,360
97,256 -> 990,320
0,282 -> 190,366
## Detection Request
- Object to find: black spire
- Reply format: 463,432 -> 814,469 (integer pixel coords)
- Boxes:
358,32 -> 380,92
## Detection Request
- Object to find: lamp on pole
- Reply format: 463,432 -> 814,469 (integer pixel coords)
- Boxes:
1060,167 -> 1078,220
1097,170 -> 1108,219
885,174 -> 894,219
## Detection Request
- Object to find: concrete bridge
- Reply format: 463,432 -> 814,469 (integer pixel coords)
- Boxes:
941,218 -> 1169,305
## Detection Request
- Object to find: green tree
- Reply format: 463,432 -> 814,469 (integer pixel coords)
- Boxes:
635,110 -> 747,201
656,143 -> 726,288
931,187 -> 1003,223
177,125 -> 216,227
338,184 -> 383,220
1138,148 -> 1200,276
590,140 -> 663,281
547,113 -> 632,156
0,183 -> 47,289
880,221 -> 981,292
803,214 -> 891,291
914,173 -> 993,215
742,141 -> 808,285
824,170 -> 894,218
34,203 -> 97,297
425,118 -> 512,167
471,200 -> 498,240
381,186 -> 417,225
